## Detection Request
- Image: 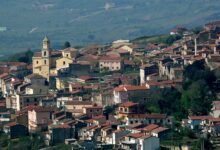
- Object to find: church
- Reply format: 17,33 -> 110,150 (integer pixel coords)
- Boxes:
32,36 -> 78,81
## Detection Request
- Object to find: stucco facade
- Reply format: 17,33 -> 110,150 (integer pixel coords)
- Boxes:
32,37 -> 78,81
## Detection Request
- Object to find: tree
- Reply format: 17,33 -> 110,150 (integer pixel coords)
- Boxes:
132,87 -> 182,118
183,60 -> 216,86
158,88 -> 182,115
181,80 -> 215,115
181,60 -> 217,116
165,35 -> 182,45
7,49 -> 33,64
191,27 -> 203,34
63,41 -> 71,49
214,69 -> 220,79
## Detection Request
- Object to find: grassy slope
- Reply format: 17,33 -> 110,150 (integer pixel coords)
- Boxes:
132,34 -> 170,44
0,0 -> 220,54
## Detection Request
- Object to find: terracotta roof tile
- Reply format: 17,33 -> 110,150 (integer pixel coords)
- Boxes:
208,118 -> 220,122
0,73 -> 9,79
114,85 -> 148,92
152,127 -> 169,133
28,106 -> 57,112
119,102 -> 138,107
56,124 -> 71,129
99,55 -> 121,61
78,75 -> 92,81
141,124 -> 159,132
189,116 -> 212,120
127,132 -> 145,139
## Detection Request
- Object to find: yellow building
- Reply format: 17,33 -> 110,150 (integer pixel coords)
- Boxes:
56,48 -> 78,70
32,36 -> 78,81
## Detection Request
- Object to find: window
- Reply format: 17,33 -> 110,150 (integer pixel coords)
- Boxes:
112,67 -> 114,70
63,61 -> 66,65
39,89 -> 42,93
36,61 -> 39,64
44,60 -> 47,65
97,109 -> 99,112
130,121 -> 133,124
149,120 -> 151,124
135,120 -> 138,123
125,108 -> 128,113
66,54 -> 69,57
34,98 -> 37,102
44,51 -> 47,56
90,110 -> 93,112
26,99 -> 29,102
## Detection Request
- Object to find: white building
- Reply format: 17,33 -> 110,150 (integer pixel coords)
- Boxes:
211,101 -> 220,118
113,85 -> 149,104
99,55 -> 122,72
121,133 -> 160,150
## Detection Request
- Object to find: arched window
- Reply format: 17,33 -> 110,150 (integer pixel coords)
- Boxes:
44,60 -> 47,65
44,51 -> 47,56
63,61 -> 66,65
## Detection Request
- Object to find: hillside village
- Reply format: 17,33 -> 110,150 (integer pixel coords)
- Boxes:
0,21 -> 220,149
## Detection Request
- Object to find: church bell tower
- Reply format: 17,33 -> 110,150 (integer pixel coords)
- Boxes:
42,36 -> 50,57
41,36 -> 51,81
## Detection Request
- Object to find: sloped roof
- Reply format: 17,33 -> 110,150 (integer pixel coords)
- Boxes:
152,127 -> 169,133
114,85 -> 148,92
99,55 -> 121,61
189,116 -> 212,120
127,132 -> 145,139
141,124 -> 159,132
119,102 -> 138,107
25,73 -> 45,79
